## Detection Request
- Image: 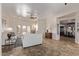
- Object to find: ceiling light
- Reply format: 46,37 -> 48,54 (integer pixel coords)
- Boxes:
22,25 -> 26,29
6,27 -> 13,31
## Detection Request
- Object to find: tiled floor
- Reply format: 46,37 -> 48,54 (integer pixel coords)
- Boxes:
2,36 -> 79,56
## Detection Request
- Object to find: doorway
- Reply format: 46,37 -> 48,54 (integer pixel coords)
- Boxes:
60,19 -> 75,43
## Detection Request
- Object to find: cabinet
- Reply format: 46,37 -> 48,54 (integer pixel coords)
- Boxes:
45,32 -> 52,39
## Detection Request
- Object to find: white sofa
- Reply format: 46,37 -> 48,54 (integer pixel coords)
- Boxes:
22,33 -> 43,48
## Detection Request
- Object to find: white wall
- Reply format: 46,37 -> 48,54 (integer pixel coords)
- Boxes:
45,13 -> 58,40
46,16 -> 57,32
75,12 -> 79,44
0,3 -> 2,55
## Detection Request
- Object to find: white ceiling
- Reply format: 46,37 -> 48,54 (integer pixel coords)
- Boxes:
2,3 -> 79,19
